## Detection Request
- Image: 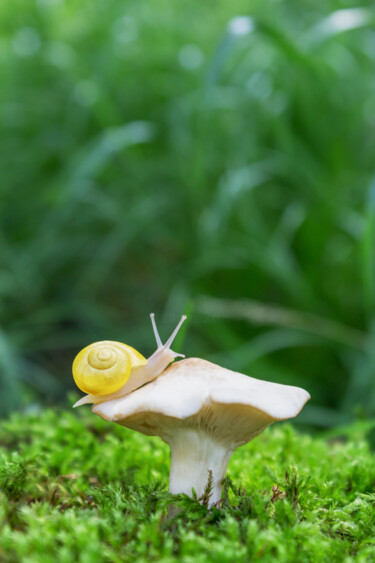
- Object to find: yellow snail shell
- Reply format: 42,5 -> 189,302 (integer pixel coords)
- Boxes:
72,340 -> 147,395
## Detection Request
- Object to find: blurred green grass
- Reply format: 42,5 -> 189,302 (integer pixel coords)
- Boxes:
1,0 -> 375,426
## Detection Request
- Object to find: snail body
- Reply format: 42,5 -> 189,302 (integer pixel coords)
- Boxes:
72,315 -> 186,406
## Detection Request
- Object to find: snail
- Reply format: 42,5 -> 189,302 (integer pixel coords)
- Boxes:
72,314 -> 187,407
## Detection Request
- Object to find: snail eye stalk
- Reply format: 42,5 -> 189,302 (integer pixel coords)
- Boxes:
150,313 -> 163,348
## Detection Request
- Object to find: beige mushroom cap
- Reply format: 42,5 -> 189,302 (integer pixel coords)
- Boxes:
92,358 -> 310,448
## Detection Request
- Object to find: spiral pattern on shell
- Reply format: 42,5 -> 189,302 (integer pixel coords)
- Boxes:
73,340 -> 147,395
88,344 -> 119,371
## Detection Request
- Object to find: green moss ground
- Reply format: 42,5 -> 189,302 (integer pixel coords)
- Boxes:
1,404 -> 375,562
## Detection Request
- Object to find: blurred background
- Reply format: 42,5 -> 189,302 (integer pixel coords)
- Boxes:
1,0 -> 375,429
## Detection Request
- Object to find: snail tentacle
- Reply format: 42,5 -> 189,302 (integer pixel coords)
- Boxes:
150,313 -> 163,348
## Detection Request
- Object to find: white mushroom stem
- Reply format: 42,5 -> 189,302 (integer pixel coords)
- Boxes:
167,428 -> 233,506
73,314 -> 187,408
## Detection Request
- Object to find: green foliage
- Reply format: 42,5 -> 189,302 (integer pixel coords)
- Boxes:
1,407 -> 375,561
1,0 -> 375,425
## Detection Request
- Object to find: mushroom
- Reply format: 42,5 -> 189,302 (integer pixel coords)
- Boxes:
87,322 -> 310,507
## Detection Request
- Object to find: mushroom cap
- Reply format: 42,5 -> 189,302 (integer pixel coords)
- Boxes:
92,358 -> 310,448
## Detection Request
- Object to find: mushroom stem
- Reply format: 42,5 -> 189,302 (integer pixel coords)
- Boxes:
167,428 -> 233,507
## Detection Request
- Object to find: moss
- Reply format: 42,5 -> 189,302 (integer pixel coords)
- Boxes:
1,406 -> 375,562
